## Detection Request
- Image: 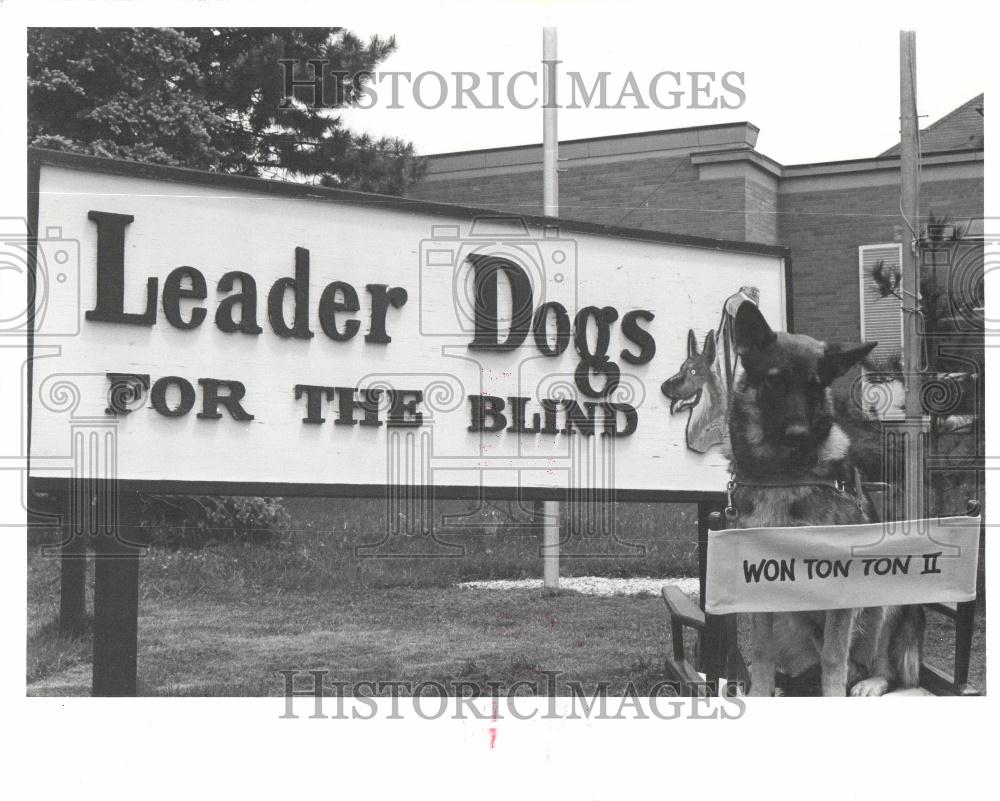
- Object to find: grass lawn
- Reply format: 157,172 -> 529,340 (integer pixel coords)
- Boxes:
27,547 -> 985,697
28,558 -> 675,696
26,497 -> 986,696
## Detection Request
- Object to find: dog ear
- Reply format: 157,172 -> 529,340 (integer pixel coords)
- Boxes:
687,329 -> 699,358
734,302 -> 775,356
702,329 -> 717,364
821,341 -> 878,382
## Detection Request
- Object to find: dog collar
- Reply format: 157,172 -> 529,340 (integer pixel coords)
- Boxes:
730,473 -> 848,491
725,472 -> 859,522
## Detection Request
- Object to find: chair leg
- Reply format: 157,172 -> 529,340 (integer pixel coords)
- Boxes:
953,600 -> 976,690
697,500 -> 727,694
702,614 -> 727,693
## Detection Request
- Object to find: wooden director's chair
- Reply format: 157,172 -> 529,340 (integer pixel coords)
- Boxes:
661,498 -> 983,697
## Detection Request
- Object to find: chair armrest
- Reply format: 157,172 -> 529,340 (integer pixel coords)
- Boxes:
661,585 -> 705,630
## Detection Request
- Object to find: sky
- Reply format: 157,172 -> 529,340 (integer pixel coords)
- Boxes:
337,1 -> 987,165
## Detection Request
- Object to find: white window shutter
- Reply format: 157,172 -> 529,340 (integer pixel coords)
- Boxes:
859,244 -> 904,362
858,244 -> 904,419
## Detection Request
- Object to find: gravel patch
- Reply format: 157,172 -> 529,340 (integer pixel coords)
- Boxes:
458,576 -> 699,597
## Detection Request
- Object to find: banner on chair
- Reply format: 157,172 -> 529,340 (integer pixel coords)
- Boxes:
705,517 -> 981,614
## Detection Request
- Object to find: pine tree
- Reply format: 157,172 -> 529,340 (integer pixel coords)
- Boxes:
28,27 -> 424,194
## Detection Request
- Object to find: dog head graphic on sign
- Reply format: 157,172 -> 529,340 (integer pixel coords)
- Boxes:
661,286 -> 759,453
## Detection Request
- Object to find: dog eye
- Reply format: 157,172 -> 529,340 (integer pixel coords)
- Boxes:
689,368 -> 697,375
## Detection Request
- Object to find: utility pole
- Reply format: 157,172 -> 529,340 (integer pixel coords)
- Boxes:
899,29 -> 926,523
541,26 -> 560,589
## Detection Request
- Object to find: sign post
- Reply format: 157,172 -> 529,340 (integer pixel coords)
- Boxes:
542,26 -> 560,590
57,488 -> 87,633
91,490 -> 141,696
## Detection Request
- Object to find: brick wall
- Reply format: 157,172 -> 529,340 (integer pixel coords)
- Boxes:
410,155 -> 752,241
777,176 -> 984,344
745,177 -> 779,245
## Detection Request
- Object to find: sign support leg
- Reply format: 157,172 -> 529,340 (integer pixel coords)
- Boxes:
543,499 -> 560,589
59,489 -> 88,633
92,489 -> 141,696
540,28 -> 561,591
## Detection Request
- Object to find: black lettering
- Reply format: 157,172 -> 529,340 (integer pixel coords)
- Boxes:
620,310 -> 656,365
294,384 -> 334,424
268,247 -> 314,339
467,255 -> 533,352
507,397 -> 542,434
743,558 -> 795,582
562,400 -> 598,436
600,402 -> 638,437
334,387 -> 383,426
468,395 -> 507,432
388,390 -> 423,427
197,378 -> 254,421
532,301 -> 570,356
365,284 -> 408,344
150,376 -> 195,417
85,211 -> 157,326
318,281 -> 361,341
104,372 -> 149,416
743,560 -> 766,583
216,271 -> 263,334
540,399 -> 561,434
574,306 -> 620,397
162,266 -> 207,330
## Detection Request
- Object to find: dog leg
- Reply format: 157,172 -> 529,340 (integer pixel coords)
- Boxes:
851,607 -> 894,697
820,609 -> 856,697
748,612 -> 776,697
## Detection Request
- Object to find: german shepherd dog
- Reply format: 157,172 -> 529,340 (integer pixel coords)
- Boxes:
730,302 -> 924,697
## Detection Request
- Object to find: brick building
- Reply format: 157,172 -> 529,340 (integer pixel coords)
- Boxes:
408,95 -> 984,355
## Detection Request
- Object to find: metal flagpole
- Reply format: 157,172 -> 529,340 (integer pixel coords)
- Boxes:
542,26 -> 560,589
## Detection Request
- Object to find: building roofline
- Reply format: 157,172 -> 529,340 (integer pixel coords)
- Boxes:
29,147 -> 789,259
784,146 -> 983,171
879,93 -> 984,156
781,148 -> 983,178
423,121 -> 761,159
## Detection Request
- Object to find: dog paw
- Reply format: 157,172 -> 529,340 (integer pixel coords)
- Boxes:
850,677 -> 890,697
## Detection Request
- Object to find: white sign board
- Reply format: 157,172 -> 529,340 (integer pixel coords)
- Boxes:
28,153 -> 788,497
706,516 -> 981,614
